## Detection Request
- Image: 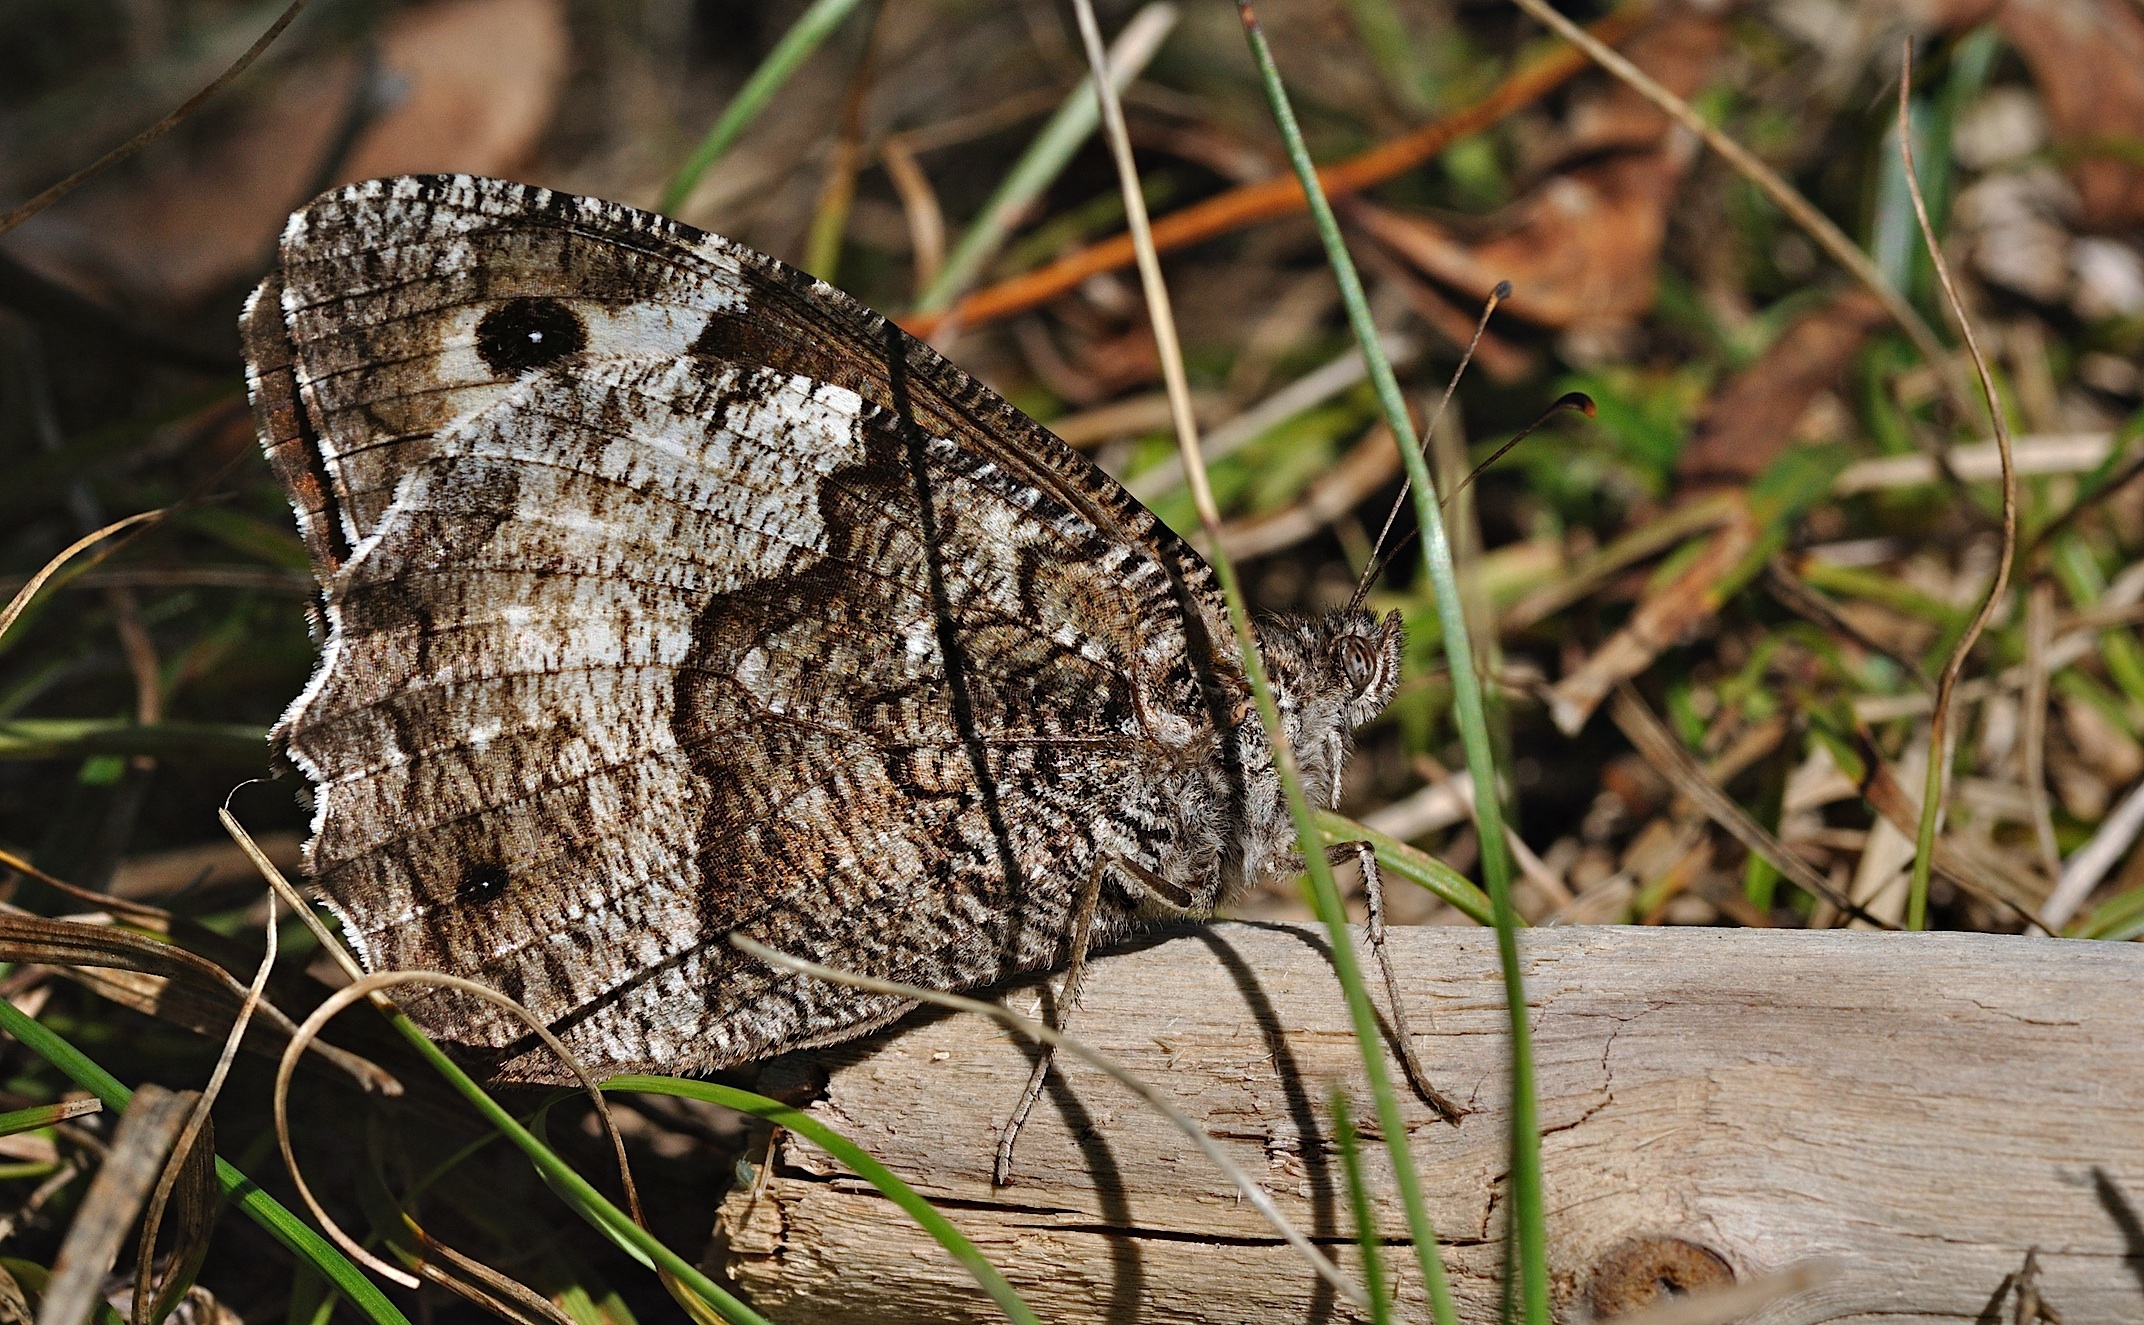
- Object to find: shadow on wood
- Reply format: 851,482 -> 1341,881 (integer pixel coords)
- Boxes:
711,923 -> 2144,1323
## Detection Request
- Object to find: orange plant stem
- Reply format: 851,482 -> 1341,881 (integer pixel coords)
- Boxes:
900,2 -> 1649,337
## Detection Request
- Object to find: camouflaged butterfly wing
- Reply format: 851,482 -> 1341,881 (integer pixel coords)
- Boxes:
245,175 -> 1265,1081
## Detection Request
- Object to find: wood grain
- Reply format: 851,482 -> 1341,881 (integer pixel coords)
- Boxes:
710,923 -> 2144,1324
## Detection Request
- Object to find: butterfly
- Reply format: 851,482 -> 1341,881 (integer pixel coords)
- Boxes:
246,174 -> 1406,1091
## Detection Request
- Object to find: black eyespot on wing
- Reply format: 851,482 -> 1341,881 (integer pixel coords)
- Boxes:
457,863 -> 510,905
476,298 -> 586,375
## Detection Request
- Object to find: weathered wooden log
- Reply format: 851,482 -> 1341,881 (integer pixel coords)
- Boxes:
711,924 -> 2144,1323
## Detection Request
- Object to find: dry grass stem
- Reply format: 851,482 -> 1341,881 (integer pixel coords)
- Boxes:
129,893 -> 277,1325
0,510 -> 164,650
1610,683 -> 1894,926
40,1084 -> 196,1325
2045,778 -> 2144,929
1127,334 -> 1417,503
904,4 -> 1647,336
273,970 -> 649,1295
878,136 -> 946,295
1896,43 -> 2019,931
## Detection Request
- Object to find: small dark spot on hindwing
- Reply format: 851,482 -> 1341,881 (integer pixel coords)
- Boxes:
457,863 -> 510,905
476,298 -> 587,375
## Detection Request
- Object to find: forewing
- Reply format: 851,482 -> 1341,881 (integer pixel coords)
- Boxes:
251,175 -> 1241,1079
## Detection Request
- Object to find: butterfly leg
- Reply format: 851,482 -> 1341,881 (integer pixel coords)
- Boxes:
994,849 -> 1109,1186
1332,840 -> 1465,1125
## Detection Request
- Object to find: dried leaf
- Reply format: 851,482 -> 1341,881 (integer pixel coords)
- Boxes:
1349,9 -> 1727,333
0,912 -> 393,1094
1678,291 -> 1889,486
1551,502 -> 1759,734
42,1085 -> 196,1325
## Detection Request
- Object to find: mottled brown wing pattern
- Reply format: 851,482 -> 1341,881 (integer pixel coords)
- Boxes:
247,175 -> 1252,1079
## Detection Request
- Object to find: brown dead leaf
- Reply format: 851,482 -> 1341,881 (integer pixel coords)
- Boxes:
1349,7 -> 1727,333
1995,0 -> 2144,230
13,0 -> 569,309
1677,290 -> 1889,486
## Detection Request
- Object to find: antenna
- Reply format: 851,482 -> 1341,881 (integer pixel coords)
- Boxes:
1348,281 -> 1507,612
1443,392 -> 1595,509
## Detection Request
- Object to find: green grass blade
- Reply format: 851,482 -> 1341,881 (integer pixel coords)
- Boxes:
604,1076 -> 1041,1325
380,1016 -> 772,1325
0,997 -> 412,1325
659,0 -> 873,215
0,1098 -> 99,1136
1315,809 -> 1494,925
1235,9 -> 1546,1321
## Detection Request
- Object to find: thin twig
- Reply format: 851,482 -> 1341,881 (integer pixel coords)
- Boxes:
1896,45 -> 2017,932
0,0 -> 313,238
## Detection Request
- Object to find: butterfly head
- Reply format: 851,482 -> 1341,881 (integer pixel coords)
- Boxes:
1254,608 -> 1405,807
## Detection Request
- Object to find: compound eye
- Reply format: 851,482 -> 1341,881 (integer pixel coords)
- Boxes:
1337,634 -> 1380,691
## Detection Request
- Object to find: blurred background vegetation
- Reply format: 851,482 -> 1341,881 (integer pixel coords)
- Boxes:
1,0 -> 2142,1318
